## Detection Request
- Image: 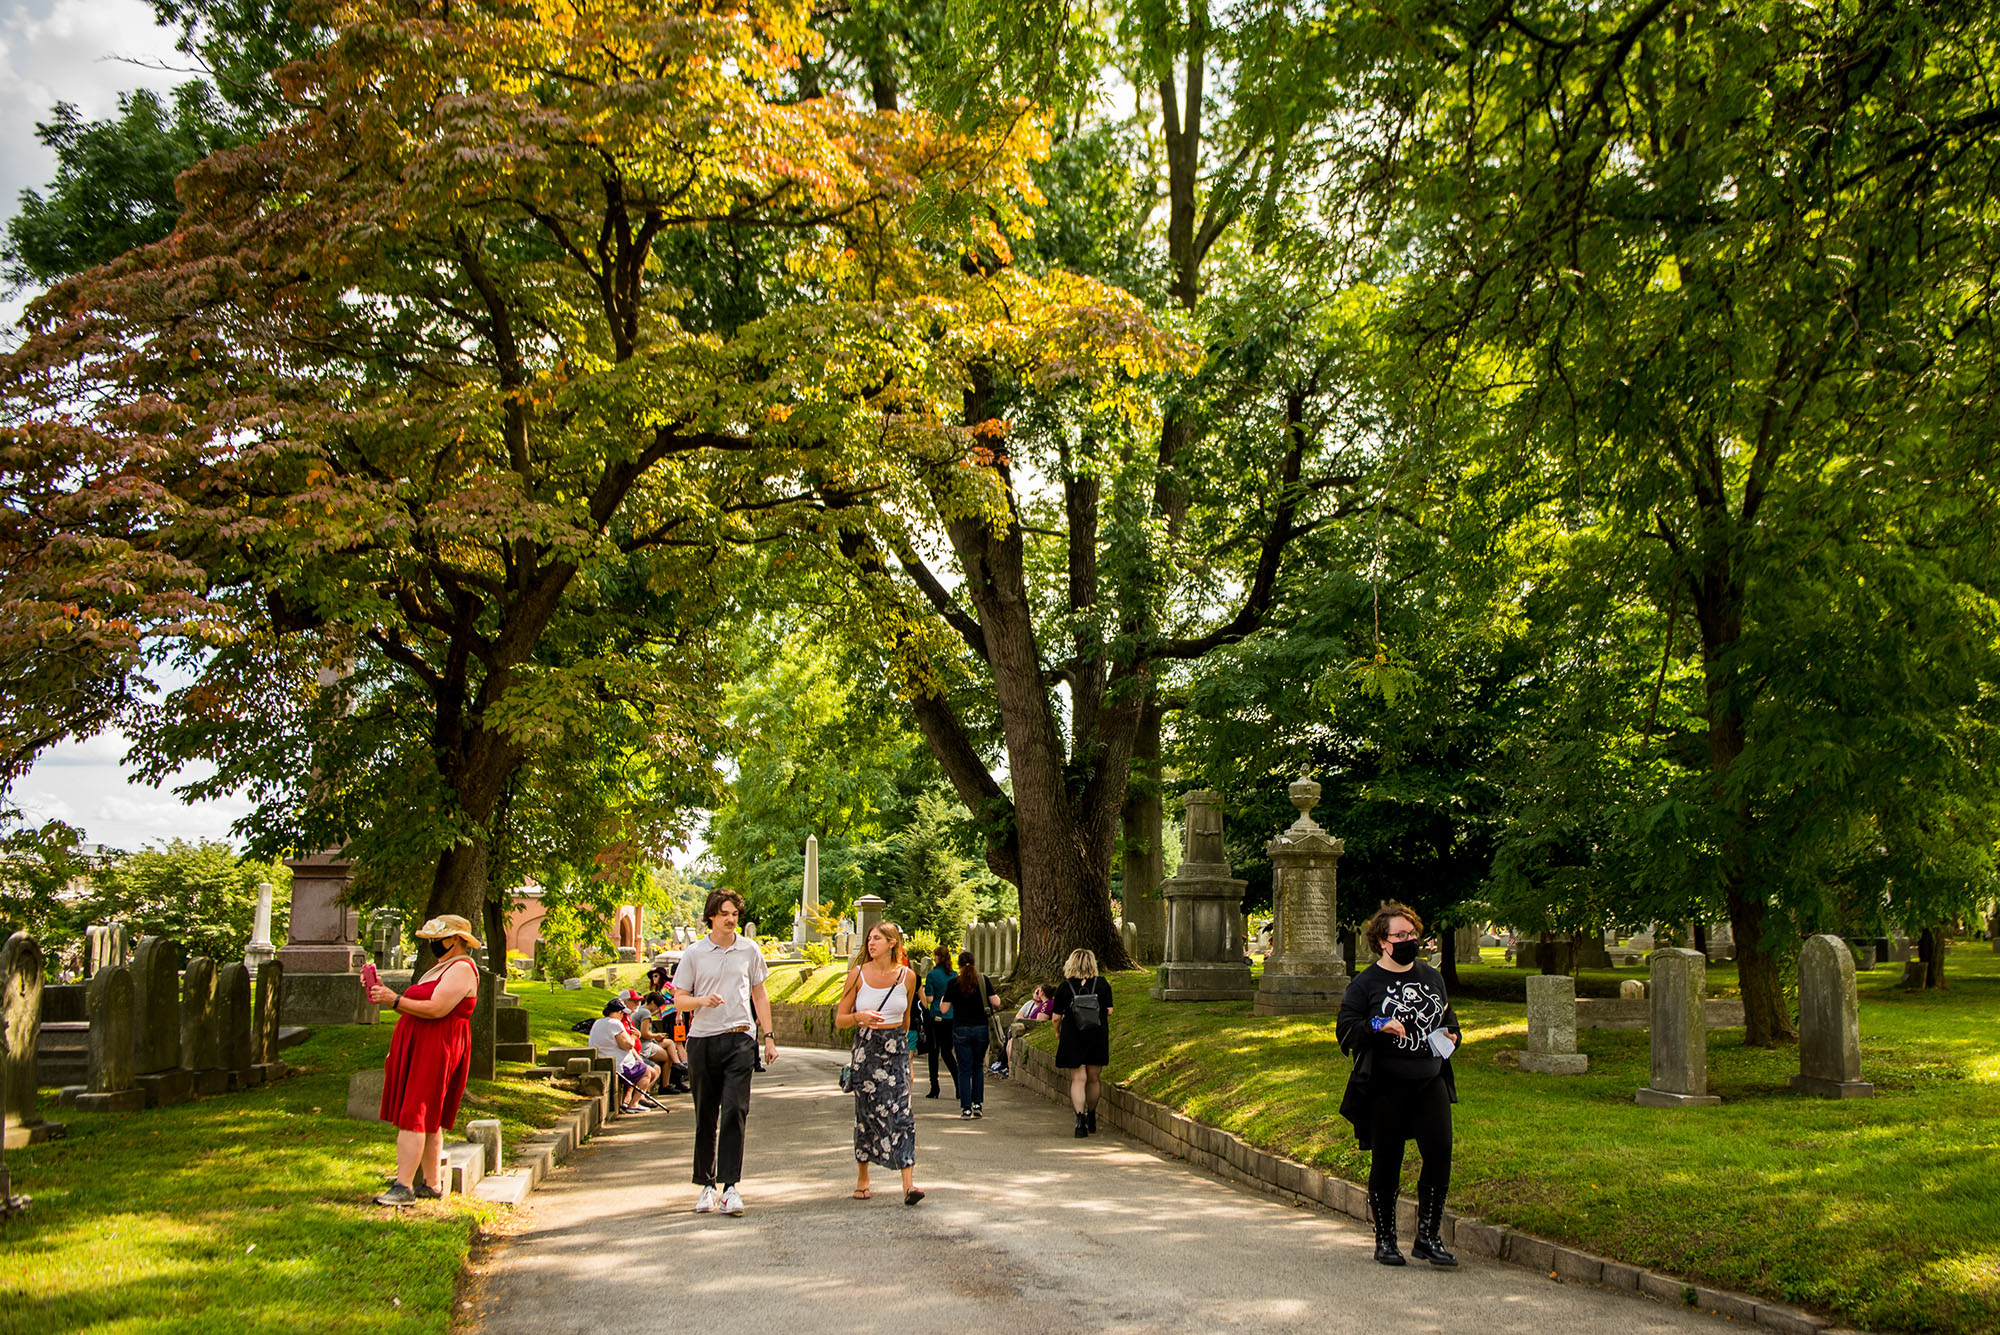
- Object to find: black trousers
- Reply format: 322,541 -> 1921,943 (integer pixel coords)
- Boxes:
1366,1074 -> 1453,1203
925,1012 -> 958,1089
687,1032 -> 755,1186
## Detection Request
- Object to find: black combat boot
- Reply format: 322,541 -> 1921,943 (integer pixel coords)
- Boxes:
1411,1183 -> 1459,1267
1370,1186 -> 1407,1265
1074,1112 -> 1089,1138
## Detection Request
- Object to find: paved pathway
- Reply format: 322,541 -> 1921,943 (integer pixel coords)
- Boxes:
466,1046 -> 1739,1335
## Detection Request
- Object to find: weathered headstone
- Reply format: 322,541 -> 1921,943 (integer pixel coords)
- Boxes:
1619,979 -> 1646,1000
2,933 -> 65,1146
1635,948 -> 1721,1107
84,924 -> 131,979
1152,790 -> 1256,1001
215,962 -> 257,1086
76,966 -> 144,1113
130,937 -> 191,1106
1847,938 -> 1877,969
1519,973 -> 1588,1074
1453,925 -> 1481,964
854,896 -> 886,950
1791,934 -> 1873,1099
468,969 -> 499,1082
1575,934 -> 1614,970
253,960 -> 287,1081
179,956 -> 227,1095
1253,778 -> 1349,1015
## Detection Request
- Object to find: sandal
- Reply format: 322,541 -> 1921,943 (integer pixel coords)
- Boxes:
904,1189 -> 925,1206
851,1189 -> 871,1199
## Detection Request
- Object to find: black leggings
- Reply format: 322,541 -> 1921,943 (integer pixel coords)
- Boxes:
1366,1075 -> 1452,1202
925,1012 -> 958,1089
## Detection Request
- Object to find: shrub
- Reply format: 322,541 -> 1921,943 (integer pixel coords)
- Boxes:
802,942 -> 831,967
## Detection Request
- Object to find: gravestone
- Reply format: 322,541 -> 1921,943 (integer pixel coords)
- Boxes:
1575,935 -> 1614,970
1153,790 -> 1255,1001
469,969 -> 499,1082
854,896 -> 886,951
130,937 -> 191,1106
1847,939 -> 1877,969
77,965 -> 144,1113
1518,973 -> 1588,1074
253,960 -> 287,1081
1453,925 -> 1480,964
276,854 -> 374,1025
1619,979 -> 1646,1000
180,957 -> 227,1095
1635,948 -> 1721,1107
215,962 -> 257,1086
496,1003 -> 534,1063
244,882 -> 277,974
2,933 -> 65,1146
83,924 -> 131,979
1254,778 -> 1349,1015
1791,934 -> 1873,1098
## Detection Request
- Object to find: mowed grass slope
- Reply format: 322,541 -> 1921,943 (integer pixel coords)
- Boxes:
7,992 -> 596,1335
1046,948 -> 2000,1335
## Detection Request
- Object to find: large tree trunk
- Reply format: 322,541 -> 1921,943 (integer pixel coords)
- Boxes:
1120,699 -> 1167,965
1917,925 -> 1949,990
1697,573 -> 1796,1046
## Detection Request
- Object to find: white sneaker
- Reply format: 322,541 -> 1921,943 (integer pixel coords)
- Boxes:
721,1185 -> 744,1216
695,1185 -> 718,1214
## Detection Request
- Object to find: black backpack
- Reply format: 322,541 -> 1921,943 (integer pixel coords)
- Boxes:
1067,984 -> 1104,1032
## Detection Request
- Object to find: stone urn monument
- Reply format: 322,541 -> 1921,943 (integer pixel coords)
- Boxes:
1253,777 -> 1349,1016
1150,791 -> 1254,1001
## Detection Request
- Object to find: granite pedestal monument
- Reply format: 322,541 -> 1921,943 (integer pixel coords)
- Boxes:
1151,790 -> 1254,1001
1253,778 -> 1349,1015
277,855 -> 375,1025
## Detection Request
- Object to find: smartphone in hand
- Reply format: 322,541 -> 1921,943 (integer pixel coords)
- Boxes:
362,962 -> 379,991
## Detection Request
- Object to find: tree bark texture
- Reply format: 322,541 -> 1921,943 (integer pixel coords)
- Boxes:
1695,556 -> 1796,1046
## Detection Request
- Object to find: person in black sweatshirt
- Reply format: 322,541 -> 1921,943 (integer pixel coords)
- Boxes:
1335,902 -> 1461,1268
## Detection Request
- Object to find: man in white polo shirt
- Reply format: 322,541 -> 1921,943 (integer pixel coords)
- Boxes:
672,887 -> 777,1216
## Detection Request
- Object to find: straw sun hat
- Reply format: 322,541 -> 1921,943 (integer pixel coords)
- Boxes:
414,914 -> 484,949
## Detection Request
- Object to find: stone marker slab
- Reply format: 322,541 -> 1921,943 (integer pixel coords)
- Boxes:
3,932 -> 65,1147
130,937 -> 182,1076
1636,947 -> 1720,1107
85,965 -> 136,1095
468,969 -> 498,1082
346,1068 -> 386,1122
215,962 -> 255,1078
467,1119 -> 503,1173
253,960 -> 285,1066
179,956 -> 222,1079
1791,933 -> 1873,1098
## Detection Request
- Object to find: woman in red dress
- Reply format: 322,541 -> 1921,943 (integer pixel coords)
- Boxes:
368,914 -> 481,1206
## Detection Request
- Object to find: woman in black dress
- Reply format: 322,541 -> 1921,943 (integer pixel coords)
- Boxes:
1335,902 -> 1461,1267
1051,948 -> 1113,1138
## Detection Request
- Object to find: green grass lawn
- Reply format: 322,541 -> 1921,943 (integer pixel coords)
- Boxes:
1048,947 -> 2000,1335
7,997 -> 587,1335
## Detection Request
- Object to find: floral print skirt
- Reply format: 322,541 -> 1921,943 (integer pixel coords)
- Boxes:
852,1026 -> 916,1167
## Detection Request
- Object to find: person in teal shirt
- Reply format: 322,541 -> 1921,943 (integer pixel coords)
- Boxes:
921,944 -> 959,1098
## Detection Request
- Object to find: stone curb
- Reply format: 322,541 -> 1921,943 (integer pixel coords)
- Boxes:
1012,1042 -> 1840,1335
471,1077 -> 619,1205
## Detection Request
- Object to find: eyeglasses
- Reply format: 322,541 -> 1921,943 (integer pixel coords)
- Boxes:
1384,931 -> 1420,943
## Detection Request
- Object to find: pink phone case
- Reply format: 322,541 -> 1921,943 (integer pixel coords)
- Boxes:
362,963 -> 379,990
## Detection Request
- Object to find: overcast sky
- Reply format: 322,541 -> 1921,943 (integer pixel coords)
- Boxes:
2,1 -> 245,849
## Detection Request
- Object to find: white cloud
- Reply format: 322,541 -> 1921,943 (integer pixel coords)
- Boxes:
1,0 -> 191,326
10,729 -> 250,851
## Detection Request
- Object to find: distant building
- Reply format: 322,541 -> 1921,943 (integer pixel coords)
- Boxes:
502,883 -> 644,960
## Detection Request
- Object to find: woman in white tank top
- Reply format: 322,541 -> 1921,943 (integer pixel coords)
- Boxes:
837,922 -> 924,1204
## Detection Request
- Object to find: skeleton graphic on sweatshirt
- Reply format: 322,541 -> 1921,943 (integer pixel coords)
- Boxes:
1342,962 -> 1461,1080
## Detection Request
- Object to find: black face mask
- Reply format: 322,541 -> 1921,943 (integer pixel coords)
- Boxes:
1389,938 -> 1422,965
429,938 -> 453,958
